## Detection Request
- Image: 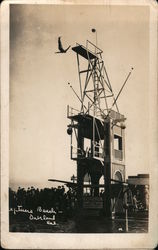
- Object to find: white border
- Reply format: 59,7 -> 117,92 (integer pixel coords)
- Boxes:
1,0 -> 158,249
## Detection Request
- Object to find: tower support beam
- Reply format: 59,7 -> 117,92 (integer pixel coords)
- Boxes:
104,119 -> 112,217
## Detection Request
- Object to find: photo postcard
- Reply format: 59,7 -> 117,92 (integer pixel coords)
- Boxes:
1,0 -> 158,249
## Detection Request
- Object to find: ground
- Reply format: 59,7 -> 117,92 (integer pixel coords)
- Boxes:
9,210 -> 148,233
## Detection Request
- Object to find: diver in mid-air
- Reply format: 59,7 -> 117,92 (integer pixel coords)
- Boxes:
55,36 -> 71,53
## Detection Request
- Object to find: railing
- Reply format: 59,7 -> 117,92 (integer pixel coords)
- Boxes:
86,40 -> 103,55
86,107 -> 103,120
67,105 -> 80,118
67,106 -> 125,123
71,144 -> 104,161
72,146 -> 123,161
93,143 -> 104,159
71,146 -> 81,159
109,110 -> 125,121
71,146 -> 88,160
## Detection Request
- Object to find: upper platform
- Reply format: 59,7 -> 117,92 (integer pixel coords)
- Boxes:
67,105 -> 125,124
72,40 -> 103,60
72,45 -> 98,60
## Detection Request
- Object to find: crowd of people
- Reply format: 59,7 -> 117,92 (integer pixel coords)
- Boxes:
129,185 -> 149,212
9,184 -> 149,217
9,186 -> 77,216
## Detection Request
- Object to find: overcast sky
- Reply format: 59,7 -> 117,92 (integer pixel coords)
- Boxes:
9,4 -> 150,190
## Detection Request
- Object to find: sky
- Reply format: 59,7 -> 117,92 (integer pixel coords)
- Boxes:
9,4 -> 150,190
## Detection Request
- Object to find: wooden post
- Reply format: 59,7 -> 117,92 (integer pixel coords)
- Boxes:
104,119 -> 112,217
124,191 -> 129,232
77,124 -> 84,208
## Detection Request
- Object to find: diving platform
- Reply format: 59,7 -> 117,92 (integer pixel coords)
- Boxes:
72,40 -> 103,60
72,45 -> 97,60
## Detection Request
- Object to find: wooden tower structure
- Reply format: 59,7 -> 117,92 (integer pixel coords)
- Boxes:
67,40 -> 132,217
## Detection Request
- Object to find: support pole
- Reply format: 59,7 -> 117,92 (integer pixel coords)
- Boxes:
125,208 -> 129,232
124,191 -> 129,232
77,124 -> 84,208
104,118 -> 112,217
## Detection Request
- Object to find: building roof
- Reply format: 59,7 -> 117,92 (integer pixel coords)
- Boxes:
127,174 -> 149,185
